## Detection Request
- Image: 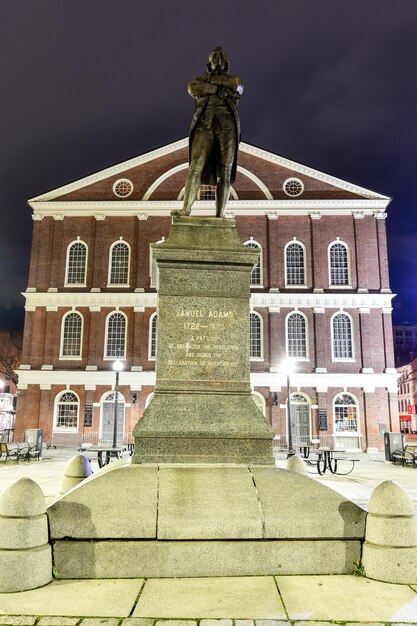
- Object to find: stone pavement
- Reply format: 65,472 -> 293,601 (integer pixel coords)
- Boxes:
0,448 -> 417,622
0,575 -> 416,622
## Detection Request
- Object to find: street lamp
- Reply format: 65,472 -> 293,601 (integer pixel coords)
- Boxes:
112,360 -> 124,447
280,358 -> 296,458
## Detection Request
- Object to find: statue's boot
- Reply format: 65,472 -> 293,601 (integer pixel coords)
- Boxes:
170,207 -> 190,216
170,168 -> 202,217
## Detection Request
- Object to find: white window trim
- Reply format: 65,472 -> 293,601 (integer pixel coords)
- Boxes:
284,239 -> 307,288
64,239 -> 88,287
145,392 -> 154,408
103,310 -> 128,360
331,311 -> 355,361
252,390 -> 266,416
285,310 -> 309,361
250,310 -> 264,361
150,239 -> 165,289
59,310 -> 84,360
107,239 -> 131,287
332,392 -> 360,435
244,238 -> 264,288
328,239 -> 351,288
148,312 -> 157,361
53,390 -> 80,432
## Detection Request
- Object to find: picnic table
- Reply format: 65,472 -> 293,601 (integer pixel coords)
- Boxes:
78,445 -> 124,468
306,448 -> 360,475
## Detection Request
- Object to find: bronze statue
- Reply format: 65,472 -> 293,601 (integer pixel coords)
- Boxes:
172,47 -> 243,218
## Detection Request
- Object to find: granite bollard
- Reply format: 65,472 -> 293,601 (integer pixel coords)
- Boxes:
285,453 -> 308,476
57,454 -> 93,497
362,479 -> 417,584
0,478 -> 52,592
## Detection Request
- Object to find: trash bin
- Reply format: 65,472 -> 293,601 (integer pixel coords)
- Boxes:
24,429 -> 44,459
384,432 -> 404,462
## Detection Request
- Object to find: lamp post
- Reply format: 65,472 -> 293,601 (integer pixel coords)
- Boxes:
280,359 -> 295,458
112,360 -> 124,447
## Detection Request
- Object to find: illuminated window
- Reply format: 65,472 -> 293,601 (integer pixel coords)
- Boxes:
334,393 -> 358,433
149,313 -> 157,359
332,313 -> 353,359
54,392 -> 79,430
60,312 -> 83,358
109,241 -> 130,285
329,241 -> 350,286
105,312 -> 127,358
286,312 -> 307,358
285,241 -> 306,286
65,240 -> 87,285
250,312 -> 263,359
244,239 -> 262,286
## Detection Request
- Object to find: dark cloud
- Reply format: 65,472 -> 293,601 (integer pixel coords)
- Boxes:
1,0 -> 417,327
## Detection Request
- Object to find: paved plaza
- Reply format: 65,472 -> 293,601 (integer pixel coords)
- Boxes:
0,446 -> 416,510
0,448 -> 416,622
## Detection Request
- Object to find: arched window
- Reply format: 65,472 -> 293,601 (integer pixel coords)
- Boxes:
252,391 -> 266,416
332,313 -> 353,359
250,311 -> 263,360
105,311 -> 127,359
149,313 -> 157,359
329,241 -> 350,286
244,239 -> 263,286
65,240 -> 87,285
333,393 -> 358,433
54,391 -> 79,430
108,240 -> 130,285
145,392 -> 154,408
60,311 -> 83,358
285,241 -> 306,286
286,312 -> 307,359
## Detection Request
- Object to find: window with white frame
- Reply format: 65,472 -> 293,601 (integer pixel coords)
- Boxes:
334,393 -> 358,432
329,241 -> 349,286
108,241 -> 130,285
149,313 -> 157,359
65,241 -> 87,285
286,312 -> 307,358
250,312 -> 263,359
150,238 -> 164,288
285,241 -> 306,286
105,312 -> 127,358
54,391 -> 79,430
244,240 -> 262,286
252,391 -> 266,416
332,313 -> 353,359
60,312 -> 83,358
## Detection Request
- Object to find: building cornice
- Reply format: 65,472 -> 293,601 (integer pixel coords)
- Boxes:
16,368 -> 398,393
29,199 -> 389,218
22,290 -> 395,310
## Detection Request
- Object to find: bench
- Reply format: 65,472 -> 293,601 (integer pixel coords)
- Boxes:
0,442 -> 30,464
392,445 -> 417,467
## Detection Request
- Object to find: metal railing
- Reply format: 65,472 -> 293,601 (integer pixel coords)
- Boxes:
273,434 -> 336,450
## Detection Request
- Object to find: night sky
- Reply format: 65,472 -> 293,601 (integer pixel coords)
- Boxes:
1,1 -> 417,330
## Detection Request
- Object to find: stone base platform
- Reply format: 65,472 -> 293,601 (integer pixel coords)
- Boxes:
47,463 -> 366,579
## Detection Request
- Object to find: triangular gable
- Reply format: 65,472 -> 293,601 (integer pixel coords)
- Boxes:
29,138 -> 390,204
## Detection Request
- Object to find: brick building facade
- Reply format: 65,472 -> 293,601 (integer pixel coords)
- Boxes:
15,138 -> 398,451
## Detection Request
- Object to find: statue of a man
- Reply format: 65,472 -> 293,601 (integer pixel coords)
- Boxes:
172,47 -> 243,218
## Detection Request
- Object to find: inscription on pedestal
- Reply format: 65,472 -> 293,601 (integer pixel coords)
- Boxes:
158,296 -> 248,388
